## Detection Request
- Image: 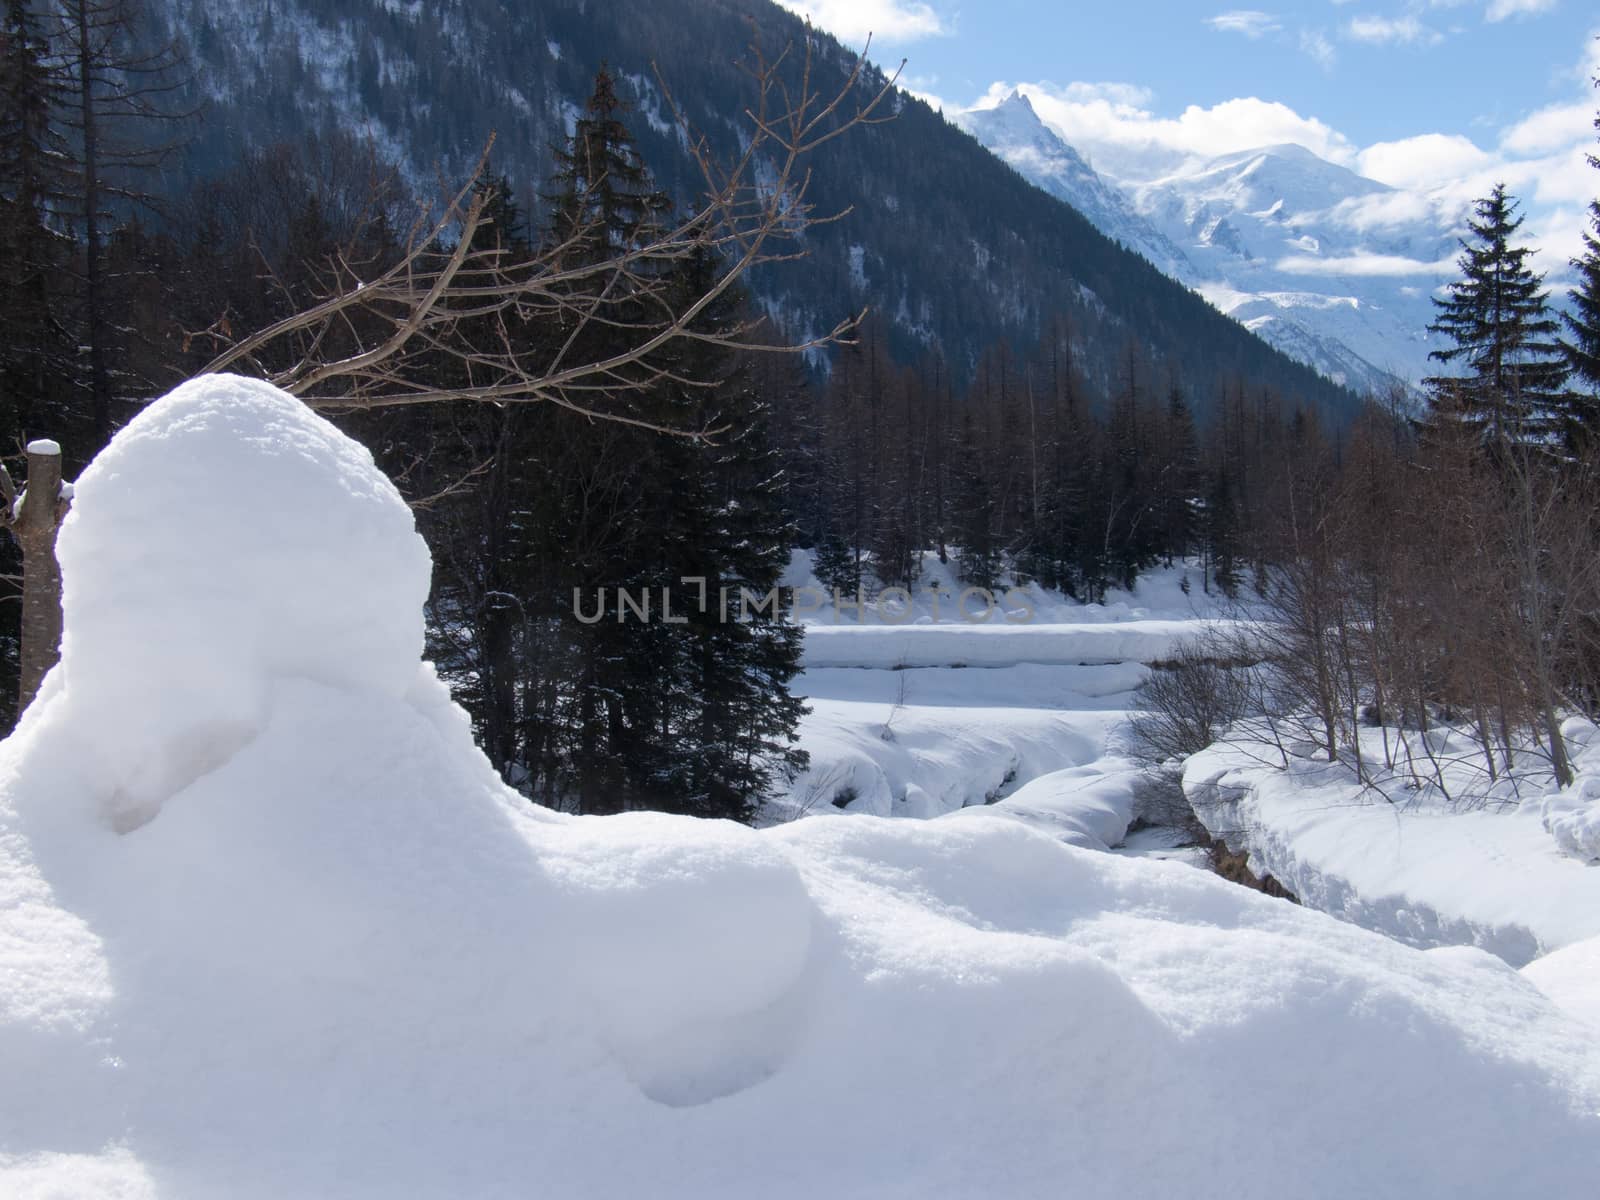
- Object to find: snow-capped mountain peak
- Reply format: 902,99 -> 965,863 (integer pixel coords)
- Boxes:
959,103 -> 1459,394
954,96 -> 1194,280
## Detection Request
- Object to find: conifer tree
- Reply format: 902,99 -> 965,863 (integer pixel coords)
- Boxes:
1154,384 -> 1200,566
640,252 -> 808,817
1426,184 -> 1571,450
541,69 -> 677,813
547,63 -> 672,264
950,406 -> 1003,592
1566,199 -> 1600,402
1205,469 -> 1241,598
497,69 -> 810,820
1561,87 -> 1600,441
0,0 -> 77,422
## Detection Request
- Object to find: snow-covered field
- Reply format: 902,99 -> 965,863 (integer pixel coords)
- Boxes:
4,378 -> 1600,1197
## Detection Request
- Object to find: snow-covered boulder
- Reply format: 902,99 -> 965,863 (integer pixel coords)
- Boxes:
2,376 -> 1599,1198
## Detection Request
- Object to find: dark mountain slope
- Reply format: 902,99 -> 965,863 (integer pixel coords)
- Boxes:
150,0 -> 1360,418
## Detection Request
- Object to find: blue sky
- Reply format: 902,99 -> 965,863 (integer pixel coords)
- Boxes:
778,1 -> 1599,268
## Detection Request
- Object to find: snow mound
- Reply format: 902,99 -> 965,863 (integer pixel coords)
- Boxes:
45,374 -> 432,831
950,758 -> 1141,850
1524,935 -> 1600,1028
1543,781 -> 1600,862
3,377 -> 1600,1197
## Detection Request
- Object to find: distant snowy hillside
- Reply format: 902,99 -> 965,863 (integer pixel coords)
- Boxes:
959,92 -> 1458,394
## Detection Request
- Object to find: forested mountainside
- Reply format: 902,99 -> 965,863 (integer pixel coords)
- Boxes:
145,0 -> 1361,420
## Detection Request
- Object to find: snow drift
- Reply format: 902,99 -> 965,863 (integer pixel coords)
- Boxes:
1524,934 -> 1600,1028
2,376 -> 1599,1199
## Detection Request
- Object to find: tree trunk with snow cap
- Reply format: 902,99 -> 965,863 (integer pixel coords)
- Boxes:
3,439 -> 70,713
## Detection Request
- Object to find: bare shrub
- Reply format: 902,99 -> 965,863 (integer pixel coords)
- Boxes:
1129,636 -> 1257,766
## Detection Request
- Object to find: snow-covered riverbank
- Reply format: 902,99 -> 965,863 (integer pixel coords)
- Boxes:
770,557 -> 1222,845
1184,735 -> 1600,967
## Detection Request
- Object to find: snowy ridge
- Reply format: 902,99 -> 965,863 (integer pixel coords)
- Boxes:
3,378 -> 1600,1196
956,93 -> 1193,278
959,92 -> 1456,394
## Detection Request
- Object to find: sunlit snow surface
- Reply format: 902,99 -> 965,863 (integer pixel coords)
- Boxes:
2,377 -> 1598,1198
1186,729 -> 1600,966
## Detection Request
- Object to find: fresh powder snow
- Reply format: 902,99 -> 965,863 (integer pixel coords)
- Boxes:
2,376 -> 1599,1198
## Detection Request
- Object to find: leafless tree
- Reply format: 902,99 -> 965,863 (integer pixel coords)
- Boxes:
193,34 -> 898,436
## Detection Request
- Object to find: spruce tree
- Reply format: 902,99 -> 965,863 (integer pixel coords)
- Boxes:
607,246 -> 808,821
812,534 -> 860,596
547,62 -> 671,264
950,407 -> 1004,592
0,0 -> 72,432
538,68 -> 679,813
1561,92 -> 1600,446
1566,199 -> 1600,398
1205,468 -> 1241,598
1426,184 -> 1571,451
525,69 -> 807,820
1154,384 -> 1200,566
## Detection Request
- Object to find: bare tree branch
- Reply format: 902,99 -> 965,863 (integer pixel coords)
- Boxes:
193,35 -> 900,439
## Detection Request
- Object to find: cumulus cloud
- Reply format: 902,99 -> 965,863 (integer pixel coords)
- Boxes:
1206,10 -> 1281,38
1500,102 -> 1596,156
1358,133 -> 1492,188
773,0 -> 945,43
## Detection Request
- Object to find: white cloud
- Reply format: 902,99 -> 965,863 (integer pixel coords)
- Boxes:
773,0 -> 946,43
1206,10 -> 1281,38
1345,15 -> 1442,45
1486,0 -> 1557,22
1358,133 -> 1492,188
1275,251 -> 1459,276
1300,29 -> 1338,69
1500,101 -> 1594,156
